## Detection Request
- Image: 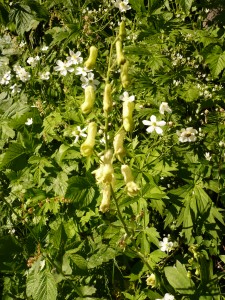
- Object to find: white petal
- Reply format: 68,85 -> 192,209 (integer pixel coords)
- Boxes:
156,121 -> 166,127
146,126 -> 155,133
155,127 -> 163,134
142,120 -> 151,126
150,115 -> 157,122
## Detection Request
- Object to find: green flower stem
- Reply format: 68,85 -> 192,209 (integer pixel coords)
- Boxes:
111,187 -> 153,273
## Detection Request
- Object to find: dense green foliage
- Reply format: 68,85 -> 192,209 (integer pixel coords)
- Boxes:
1,0 -> 225,299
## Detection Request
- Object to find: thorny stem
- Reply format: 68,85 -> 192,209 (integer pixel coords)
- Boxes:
111,187 -> 153,273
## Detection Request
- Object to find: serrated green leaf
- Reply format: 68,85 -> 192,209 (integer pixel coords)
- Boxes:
177,0 -> 193,14
205,45 -> 225,78
33,270 -> 57,300
165,260 -> 195,294
69,254 -> 87,270
0,142 -> 27,169
51,172 -> 68,196
145,227 -> 160,247
65,176 -> 98,209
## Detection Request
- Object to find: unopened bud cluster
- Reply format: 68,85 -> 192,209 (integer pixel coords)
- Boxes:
80,22 -> 139,213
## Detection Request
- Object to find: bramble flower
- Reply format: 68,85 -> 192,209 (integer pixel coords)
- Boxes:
13,66 -> 30,82
75,66 -> 91,77
19,41 -> 26,48
176,127 -> 198,142
113,0 -> 131,12
0,71 -> 11,85
156,293 -> 175,300
25,118 -> 33,126
159,102 -> 172,114
142,115 -> 166,135
66,50 -> 83,66
146,273 -> 156,287
80,72 -> 100,89
205,152 -> 211,161
72,126 -> 87,143
120,91 -> 135,102
41,45 -> 49,51
10,83 -> 21,94
27,56 -> 40,66
219,141 -> 225,147
159,237 -> 174,253
40,71 -> 50,80
54,60 -> 74,76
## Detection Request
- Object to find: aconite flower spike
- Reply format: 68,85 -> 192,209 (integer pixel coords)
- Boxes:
80,122 -> 97,157
84,46 -> 98,70
81,85 -> 95,114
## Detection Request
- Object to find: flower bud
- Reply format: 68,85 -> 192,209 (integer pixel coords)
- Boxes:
80,122 -> 97,156
113,129 -> 126,162
92,150 -> 114,184
123,101 -> 134,132
120,61 -> 129,88
81,85 -> 95,114
84,46 -> 98,69
119,21 -> 126,41
121,165 -> 140,197
146,274 -> 156,287
126,181 -> 140,197
121,165 -> 134,184
103,83 -> 113,113
99,184 -> 111,213
116,40 -> 126,66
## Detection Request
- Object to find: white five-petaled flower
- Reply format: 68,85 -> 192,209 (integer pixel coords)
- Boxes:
19,41 -> 26,48
10,83 -> 21,94
0,71 -> 11,85
120,91 -> 135,102
54,60 -> 74,76
13,66 -> 30,82
25,118 -> 33,126
176,127 -> 198,143
72,126 -> 87,143
41,45 -> 49,51
75,66 -> 92,77
27,56 -> 40,66
156,293 -> 175,300
159,102 -> 172,114
159,237 -> 174,253
66,50 -> 83,66
80,72 -> 100,89
142,115 -> 166,135
205,152 -> 211,161
113,0 -> 131,12
40,71 -> 50,80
